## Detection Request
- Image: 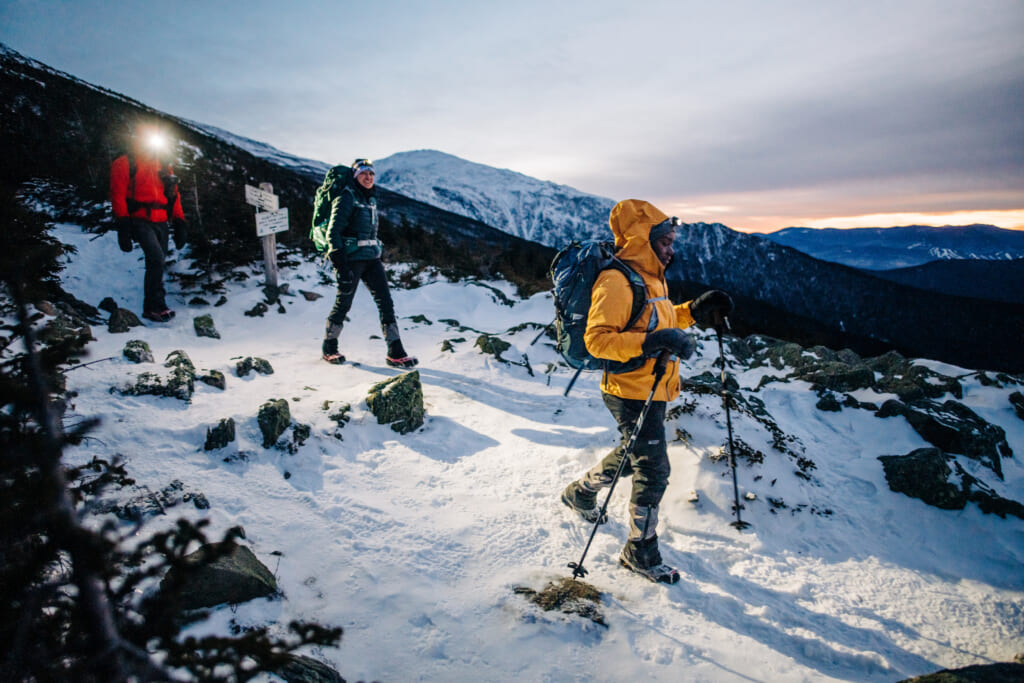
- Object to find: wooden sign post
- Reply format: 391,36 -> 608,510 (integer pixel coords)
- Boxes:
245,183 -> 288,291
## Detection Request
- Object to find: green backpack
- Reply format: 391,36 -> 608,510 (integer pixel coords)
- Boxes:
309,165 -> 351,252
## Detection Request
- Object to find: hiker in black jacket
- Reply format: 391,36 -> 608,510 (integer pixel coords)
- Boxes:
321,159 -> 417,368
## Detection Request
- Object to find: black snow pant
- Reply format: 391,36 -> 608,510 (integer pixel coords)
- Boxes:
581,393 -> 670,508
132,220 -> 169,313
327,258 -> 397,328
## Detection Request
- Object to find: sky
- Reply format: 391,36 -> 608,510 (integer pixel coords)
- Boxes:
2,0 -> 1023,233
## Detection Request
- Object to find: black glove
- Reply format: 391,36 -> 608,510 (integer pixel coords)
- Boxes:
329,250 -> 348,272
641,328 -> 696,360
689,289 -> 734,329
115,217 -> 133,252
172,218 -> 188,249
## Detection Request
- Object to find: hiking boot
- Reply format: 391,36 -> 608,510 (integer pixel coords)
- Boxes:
561,481 -> 607,524
619,535 -> 679,584
386,339 -> 418,368
143,309 -> 174,323
322,338 -> 345,365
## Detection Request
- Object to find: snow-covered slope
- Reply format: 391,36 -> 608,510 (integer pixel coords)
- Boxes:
186,121 -> 331,181
374,150 -> 616,246
48,222 -> 1024,682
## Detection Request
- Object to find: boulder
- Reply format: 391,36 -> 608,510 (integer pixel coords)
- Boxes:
245,302 -> 268,317
108,308 -> 142,334
205,418 -> 236,451
164,350 -> 196,401
1010,392 -> 1024,421
475,334 -> 511,361
96,479 -> 209,522
897,662 -> 1024,682
901,400 -> 1011,478
795,361 -> 875,393
275,654 -> 344,683
122,339 -> 154,364
878,448 -> 967,510
879,448 -> 1024,518
194,314 -> 220,339
366,371 -> 424,434
237,356 -> 274,377
258,399 -> 291,447
98,296 -> 118,314
815,393 -> 842,412
199,369 -> 226,390
160,543 -> 277,611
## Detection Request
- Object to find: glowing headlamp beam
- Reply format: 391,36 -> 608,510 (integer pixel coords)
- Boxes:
145,131 -> 168,152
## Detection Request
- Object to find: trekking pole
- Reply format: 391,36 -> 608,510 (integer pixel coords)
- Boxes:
569,350 -> 671,580
714,315 -> 750,531
529,318 -> 554,346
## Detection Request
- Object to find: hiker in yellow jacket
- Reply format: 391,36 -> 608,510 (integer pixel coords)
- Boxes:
561,199 -> 733,583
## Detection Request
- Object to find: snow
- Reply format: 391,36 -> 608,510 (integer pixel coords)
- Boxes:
52,223 -> 1024,682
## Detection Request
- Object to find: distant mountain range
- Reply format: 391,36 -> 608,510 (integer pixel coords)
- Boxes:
763,225 -> 1024,269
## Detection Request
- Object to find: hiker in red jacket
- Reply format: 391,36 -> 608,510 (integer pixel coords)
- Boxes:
110,123 -> 188,322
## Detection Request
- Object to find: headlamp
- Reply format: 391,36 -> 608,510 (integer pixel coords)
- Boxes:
146,131 -> 168,153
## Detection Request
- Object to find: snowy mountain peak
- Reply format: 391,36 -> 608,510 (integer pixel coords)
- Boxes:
374,150 -> 616,246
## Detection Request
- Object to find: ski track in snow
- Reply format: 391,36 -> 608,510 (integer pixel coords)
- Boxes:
48,224 -> 1024,682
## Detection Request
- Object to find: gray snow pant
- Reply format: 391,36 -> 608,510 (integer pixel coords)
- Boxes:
580,393 -> 670,509
132,220 -> 169,313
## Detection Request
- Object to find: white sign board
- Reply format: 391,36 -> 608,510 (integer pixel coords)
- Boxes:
245,184 -> 279,212
255,208 -> 289,236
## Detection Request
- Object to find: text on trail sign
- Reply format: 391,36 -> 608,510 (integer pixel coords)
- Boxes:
244,184 -> 279,212
255,208 -> 289,236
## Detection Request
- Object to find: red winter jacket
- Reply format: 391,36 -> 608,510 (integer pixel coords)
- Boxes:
110,154 -> 185,223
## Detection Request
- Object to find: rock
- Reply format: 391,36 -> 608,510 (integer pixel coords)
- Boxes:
292,423 -> 311,448
199,369 -> 226,390
245,302 -> 268,317
236,356 -> 274,377
815,393 -> 842,412
275,654 -> 344,683
795,362 -> 875,393
160,543 -> 277,611
205,418 -> 236,451
214,295 -> 228,306
896,662 -> 1024,682
299,290 -> 322,301
901,400 -> 1012,478
188,296 -> 210,306
164,350 -> 196,401
96,479 -> 208,522
108,308 -> 143,334
874,364 -> 963,402
366,371 -> 424,434
878,448 -> 967,510
98,296 -> 118,314
1010,392 -> 1024,421
513,577 -> 606,627
122,371 -> 165,397
475,334 -> 511,361
253,357 -> 274,375
34,300 -> 56,316
122,339 -> 154,364
194,314 -> 220,339
258,398 -> 291,447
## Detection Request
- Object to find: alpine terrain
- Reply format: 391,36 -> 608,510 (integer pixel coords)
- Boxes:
2,41 -> 1024,682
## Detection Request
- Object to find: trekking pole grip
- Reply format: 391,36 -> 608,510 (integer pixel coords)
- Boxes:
652,349 -> 670,380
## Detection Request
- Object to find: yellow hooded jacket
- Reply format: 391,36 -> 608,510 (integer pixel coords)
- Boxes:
584,199 -> 696,401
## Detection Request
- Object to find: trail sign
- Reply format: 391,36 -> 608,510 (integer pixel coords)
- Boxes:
245,184 -> 279,212
255,208 -> 289,236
